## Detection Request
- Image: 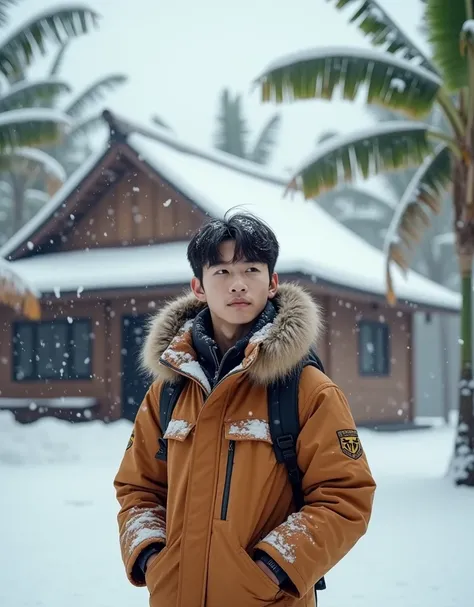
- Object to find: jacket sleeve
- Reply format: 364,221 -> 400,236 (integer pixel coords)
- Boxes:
113,382 -> 167,586
254,383 -> 376,598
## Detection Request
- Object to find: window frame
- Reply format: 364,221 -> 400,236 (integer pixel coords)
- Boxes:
357,320 -> 390,377
12,318 -> 93,382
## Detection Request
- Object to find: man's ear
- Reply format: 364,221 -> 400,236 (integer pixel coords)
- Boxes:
268,272 -> 279,299
191,276 -> 207,302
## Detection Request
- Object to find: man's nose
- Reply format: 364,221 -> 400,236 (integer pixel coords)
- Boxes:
230,280 -> 248,293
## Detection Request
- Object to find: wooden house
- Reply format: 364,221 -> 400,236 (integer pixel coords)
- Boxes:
0,110 -> 460,426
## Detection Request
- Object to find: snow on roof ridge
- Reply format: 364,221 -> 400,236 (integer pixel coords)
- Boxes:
106,110 -> 290,186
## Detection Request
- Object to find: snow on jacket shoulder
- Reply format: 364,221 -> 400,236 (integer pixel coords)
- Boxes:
113,283 -> 376,607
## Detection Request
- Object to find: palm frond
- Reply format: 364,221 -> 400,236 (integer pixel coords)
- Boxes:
0,147 -> 66,182
384,143 -> 452,304
67,113 -> 105,139
25,188 -> 49,207
0,78 -> 70,111
151,114 -> 174,132
327,0 -> 438,73
0,0 -> 18,27
317,184 -> 396,211
249,114 -> 281,164
255,47 -> 441,119
287,121 -> 435,199
425,0 -> 467,91
0,108 -> 72,152
65,74 -> 127,117
0,6 -> 99,79
316,130 -> 339,144
49,42 -> 70,76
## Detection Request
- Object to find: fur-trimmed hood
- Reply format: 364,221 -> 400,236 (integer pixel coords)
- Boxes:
141,283 -> 325,386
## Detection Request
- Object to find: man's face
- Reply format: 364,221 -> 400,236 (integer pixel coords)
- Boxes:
191,240 -> 278,327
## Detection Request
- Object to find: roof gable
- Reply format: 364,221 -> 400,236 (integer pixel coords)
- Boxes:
0,135 -> 207,260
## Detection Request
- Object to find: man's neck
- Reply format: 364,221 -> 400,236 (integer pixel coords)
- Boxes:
210,316 -> 254,355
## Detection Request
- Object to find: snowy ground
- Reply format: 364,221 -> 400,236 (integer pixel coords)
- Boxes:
1,411 -> 472,607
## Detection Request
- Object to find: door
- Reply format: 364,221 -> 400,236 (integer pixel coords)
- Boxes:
121,314 -> 150,421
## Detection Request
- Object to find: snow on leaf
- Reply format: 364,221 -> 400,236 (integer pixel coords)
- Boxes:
9,148 -> 67,182
0,108 -> 72,129
462,20 -> 474,35
254,46 -> 442,90
389,77 -> 406,93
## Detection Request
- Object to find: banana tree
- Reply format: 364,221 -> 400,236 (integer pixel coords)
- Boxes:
253,0 -> 474,486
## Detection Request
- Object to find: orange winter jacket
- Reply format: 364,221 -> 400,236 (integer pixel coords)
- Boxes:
114,284 -> 376,607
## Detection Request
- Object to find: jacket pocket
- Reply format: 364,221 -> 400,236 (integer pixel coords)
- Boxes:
219,419 -> 274,522
206,520 -> 284,607
146,540 -> 181,607
163,419 -> 195,441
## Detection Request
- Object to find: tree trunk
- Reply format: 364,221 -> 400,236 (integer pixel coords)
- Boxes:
440,315 -> 451,425
11,172 -> 25,235
451,253 -> 474,485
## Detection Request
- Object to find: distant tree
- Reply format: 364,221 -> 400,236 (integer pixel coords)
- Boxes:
214,88 -> 281,165
150,88 -> 282,166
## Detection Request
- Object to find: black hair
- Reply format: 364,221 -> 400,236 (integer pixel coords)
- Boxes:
187,211 -> 280,282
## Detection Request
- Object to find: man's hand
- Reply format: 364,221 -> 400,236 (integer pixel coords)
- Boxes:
255,559 -> 280,586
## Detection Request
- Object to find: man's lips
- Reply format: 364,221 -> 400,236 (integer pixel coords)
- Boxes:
228,300 -> 251,306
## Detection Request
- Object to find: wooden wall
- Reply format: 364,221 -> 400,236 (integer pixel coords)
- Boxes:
58,169 -> 206,252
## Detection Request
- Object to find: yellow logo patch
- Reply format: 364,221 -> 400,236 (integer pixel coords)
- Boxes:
126,431 -> 134,450
336,429 -> 362,460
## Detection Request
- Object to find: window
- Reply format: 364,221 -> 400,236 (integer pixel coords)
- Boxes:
358,320 -> 390,376
13,319 -> 92,381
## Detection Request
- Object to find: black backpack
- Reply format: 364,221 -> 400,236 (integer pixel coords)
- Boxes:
156,349 -> 327,595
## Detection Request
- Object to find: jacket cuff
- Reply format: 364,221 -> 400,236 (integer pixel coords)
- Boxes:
132,543 -> 164,584
254,540 -> 304,598
126,539 -> 165,586
254,549 -> 289,587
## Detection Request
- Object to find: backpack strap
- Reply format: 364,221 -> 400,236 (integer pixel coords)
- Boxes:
268,356 -> 327,593
155,379 -> 185,461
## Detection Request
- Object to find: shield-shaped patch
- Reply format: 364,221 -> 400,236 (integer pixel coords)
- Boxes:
336,429 -> 362,460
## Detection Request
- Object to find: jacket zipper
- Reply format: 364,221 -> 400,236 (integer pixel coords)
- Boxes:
221,440 -> 235,520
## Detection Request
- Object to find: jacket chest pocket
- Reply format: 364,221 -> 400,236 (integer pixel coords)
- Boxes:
156,418 -> 195,460
220,418 -> 275,521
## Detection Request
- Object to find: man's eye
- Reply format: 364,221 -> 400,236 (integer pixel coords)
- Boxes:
247,267 -> 259,272
215,269 -> 228,275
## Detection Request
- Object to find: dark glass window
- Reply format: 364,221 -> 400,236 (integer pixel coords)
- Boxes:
358,320 -> 390,376
13,319 -> 92,381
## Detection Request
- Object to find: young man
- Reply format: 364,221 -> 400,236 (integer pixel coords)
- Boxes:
114,213 -> 376,607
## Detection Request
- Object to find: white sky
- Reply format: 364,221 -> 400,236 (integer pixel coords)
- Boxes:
7,0 -> 426,180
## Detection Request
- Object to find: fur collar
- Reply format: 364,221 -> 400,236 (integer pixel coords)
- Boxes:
141,283 -> 325,386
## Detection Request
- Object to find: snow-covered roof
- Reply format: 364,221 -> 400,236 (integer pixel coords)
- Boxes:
0,257 -> 41,319
124,128 -> 460,312
12,242 -> 192,295
1,112 -> 460,312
